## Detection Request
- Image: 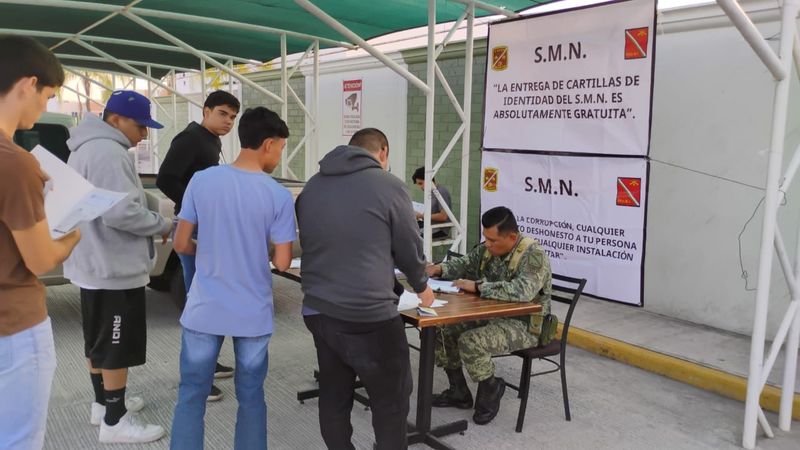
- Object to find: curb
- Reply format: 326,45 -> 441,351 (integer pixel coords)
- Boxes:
562,324 -> 800,420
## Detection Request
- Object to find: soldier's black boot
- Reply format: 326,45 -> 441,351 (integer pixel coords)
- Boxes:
432,368 -> 473,409
473,375 -> 505,425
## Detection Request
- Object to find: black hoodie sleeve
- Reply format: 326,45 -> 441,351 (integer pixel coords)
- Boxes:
389,184 -> 429,293
156,133 -> 197,208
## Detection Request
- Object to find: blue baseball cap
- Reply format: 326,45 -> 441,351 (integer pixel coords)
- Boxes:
105,90 -> 163,129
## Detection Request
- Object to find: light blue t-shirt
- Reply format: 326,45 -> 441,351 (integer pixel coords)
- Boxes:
178,165 -> 296,337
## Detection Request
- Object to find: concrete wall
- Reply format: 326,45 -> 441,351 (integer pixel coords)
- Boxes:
305,59 -> 408,181
644,12 -> 800,336
400,5 -> 800,337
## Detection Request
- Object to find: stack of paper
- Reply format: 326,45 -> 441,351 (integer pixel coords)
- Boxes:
427,279 -> 459,294
412,201 -> 425,215
32,146 -> 126,239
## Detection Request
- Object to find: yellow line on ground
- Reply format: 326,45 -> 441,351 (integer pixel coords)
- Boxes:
561,324 -> 800,420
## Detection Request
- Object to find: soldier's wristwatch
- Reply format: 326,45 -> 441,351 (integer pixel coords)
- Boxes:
475,280 -> 483,295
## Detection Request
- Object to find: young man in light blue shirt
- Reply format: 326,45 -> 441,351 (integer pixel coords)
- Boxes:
170,107 -> 295,449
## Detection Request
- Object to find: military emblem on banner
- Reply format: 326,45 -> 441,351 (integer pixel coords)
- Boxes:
491,46 -> 508,71
616,177 -> 641,207
624,27 -> 649,60
483,167 -> 499,192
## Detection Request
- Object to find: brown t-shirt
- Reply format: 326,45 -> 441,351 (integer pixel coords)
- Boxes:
0,131 -> 47,336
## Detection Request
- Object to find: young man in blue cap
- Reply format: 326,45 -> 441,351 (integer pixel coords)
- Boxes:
64,90 -> 172,444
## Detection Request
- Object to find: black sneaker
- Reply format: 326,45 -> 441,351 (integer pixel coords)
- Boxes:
214,363 -> 234,379
207,385 -> 224,402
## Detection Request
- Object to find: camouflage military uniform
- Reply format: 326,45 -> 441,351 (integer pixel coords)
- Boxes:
434,236 -> 552,382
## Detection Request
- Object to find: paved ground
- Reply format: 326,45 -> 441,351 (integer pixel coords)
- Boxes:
42,277 -> 800,449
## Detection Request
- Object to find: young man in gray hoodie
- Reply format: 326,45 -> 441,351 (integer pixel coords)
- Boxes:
64,90 -> 171,444
296,128 -> 434,449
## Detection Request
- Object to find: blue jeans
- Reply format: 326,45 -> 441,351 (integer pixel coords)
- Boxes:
171,327 -> 271,450
0,317 -> 57,450
178,252 -> 196,293
173,218 -> 196,293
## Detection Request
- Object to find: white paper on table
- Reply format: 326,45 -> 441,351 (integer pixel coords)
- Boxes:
32,146 -> 127,239
397,290 -> 448,311
427,279 -> 459,294
412,201 -> 425,215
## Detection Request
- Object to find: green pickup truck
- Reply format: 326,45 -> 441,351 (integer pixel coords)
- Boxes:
14,112 -> 304,309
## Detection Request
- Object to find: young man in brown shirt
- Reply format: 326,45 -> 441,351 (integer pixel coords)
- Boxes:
0,35 -> 81,450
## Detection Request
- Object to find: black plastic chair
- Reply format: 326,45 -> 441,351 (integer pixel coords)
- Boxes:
495,273 -> 586,432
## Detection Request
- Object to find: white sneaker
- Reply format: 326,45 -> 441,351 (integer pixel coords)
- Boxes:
98,411 -> 165,444
89,397 -> 145,426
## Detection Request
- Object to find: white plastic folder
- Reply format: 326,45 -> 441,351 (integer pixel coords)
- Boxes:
32,146 -> 127,239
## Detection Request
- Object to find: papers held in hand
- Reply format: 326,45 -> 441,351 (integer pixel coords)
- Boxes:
428,279 -> 459,294
412,201 -> 425,215
31,146 -> 126,239
397,290 -> 448,311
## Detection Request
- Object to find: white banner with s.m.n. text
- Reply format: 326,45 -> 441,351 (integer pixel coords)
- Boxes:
483,0 -> 656,156
481,151 -> 648,305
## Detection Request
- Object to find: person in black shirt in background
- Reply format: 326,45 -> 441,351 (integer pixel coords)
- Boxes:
156,90 -> 239,402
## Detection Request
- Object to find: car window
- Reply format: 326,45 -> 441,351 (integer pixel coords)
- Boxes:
13,123 -> 71,163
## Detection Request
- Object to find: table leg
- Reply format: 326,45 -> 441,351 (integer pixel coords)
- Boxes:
297,370 -> 369,408
407,327 -> 468,449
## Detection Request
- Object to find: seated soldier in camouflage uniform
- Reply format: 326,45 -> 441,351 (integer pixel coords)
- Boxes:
425,206 -> 552,425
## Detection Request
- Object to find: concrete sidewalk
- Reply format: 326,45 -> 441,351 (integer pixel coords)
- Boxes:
551,295 -> 800,419
40,279 -> 800,449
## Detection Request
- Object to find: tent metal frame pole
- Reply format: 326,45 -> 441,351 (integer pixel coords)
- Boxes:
421,1 -> 475,257
449,0 -> 520,18
281,33 -> 290,179
49,0 -> 142,51
734,0 -> 800,447
717,0 -> 787,80
294,0 -> 430,95
782,219 -> 800,430
2,0 -> 354,49
121,11 -> 285,105
146,65 -> 157,167
72,39 -> 203,108
56,53 -> 198,73
147,65 -> 175,122
61,83 -> 105,109
459,2 -> 475,255
64,67 -> 113,93
288,42 -> 316,80
200,60 -> 207,101
435,11 -> 468,60
64,65 -> 143,79
0,28 -> 259,64
423,0 -> 436,260
308,39 -> 319,181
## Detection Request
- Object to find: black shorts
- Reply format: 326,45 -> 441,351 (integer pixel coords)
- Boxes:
81,287 -> 147,370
